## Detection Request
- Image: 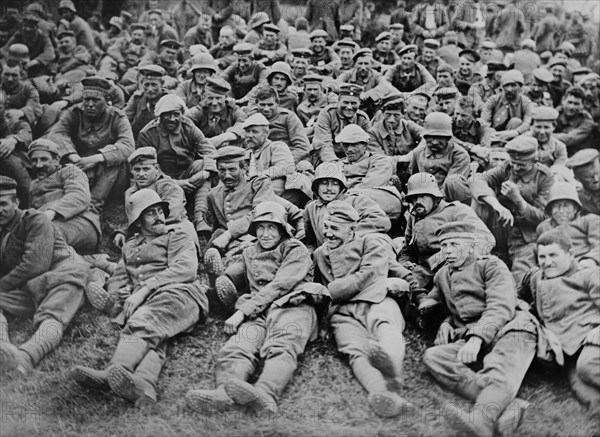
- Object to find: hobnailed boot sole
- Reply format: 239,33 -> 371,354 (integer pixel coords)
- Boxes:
444,406 -> 494,437
72,365 -> 109,390
85,282 -> 111,313
204,248 -> 224,276
0,343 -> 32,376
496,398 -> 531,437
366,342 -> 402,392
224,380 -> 278,415
107,365 -> 156,406
215,276 -> 238,309
368,391 -> 413,418
185,388 -> 235,413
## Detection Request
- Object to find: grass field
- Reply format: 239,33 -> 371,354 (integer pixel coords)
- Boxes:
1,200 -> 598,437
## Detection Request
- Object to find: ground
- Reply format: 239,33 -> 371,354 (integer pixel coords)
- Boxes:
1,200 -> 598,437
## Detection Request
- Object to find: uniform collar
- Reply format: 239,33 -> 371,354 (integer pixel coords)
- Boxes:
510,163 -> 537,183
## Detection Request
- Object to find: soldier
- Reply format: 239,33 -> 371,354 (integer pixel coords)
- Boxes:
554,86 -> 597,154
137,94 -> 216,234
435,64 -> 456,89
454,49 -> 481,96
296,74 -> 328,129
105,23 -> 148,77
492,0 -> 527,54
72,189 -> 208,406
49,76 -> 134,213
368,97 -> 423,163
530,106 -> 567,168
412,0 -> 450,47
416,39 -> 442,78
566,149 -> 600,216
221,43 -> 268,103
1,60 -> 43,129
339,0 -> 363,41
520,230 -> 599,413
146,9 -> 179,53
390,23 -> 406,54
186,78 -> 246,149
258,62 -> 299,112
0,175 -> 89,377
410,112 -> 471,202
372,32 -> 399,71
451,0 -> 486,49
547,57 -> 572,107
536,182 -> 599,268
481,70 -> 534,142
580,73 -> 600,122
303,162 -> 390,253
183,14 -> 213,60
308,30 -> 340,75
57,0 -> 98,60
336,49 -> 394,104
313,201 -> 414,417
399,172 -> 494,293
312,84 -> 371,163
186,201 -> 325,414
471,135 -> 555,283
523,67 -> 555,106
124,65 -> 168,139
467,61 -> 505,113
385,45 -> 436,99
175,54 -> 218,109
290,48 -> 313,86
209,26 -> 237,71
403,93 -> 430,126
139,39 -> 182,81
254,23 -> 286,66
53,30 -> 93,84
252,85 -> 310,164
433,87 -> 459,116
331,41 -> 358,79
452,96 -> 493,155
27,138 -> 100,253
419,221 -> 536,437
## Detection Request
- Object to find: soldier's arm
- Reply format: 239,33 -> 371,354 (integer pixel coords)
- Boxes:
367,127 -> 386,155
479,96 -> 494,124
579,215 -> 600,266
6,120 -> 32,150
261,142 -> 295,180
41,165 -> 91,219
190,122 -> 217,158
514,169 -> 554,225
286,113 -> 311,163
354,153 -> 392,189
444,147 -> 471,180
312,108 -> 338,163
350,194 -> 391,235
302,205 -> 318,252
515,98 -> 534,135
553,139 -> 568,166
106,38 -> 126,63
20,84 -> 43,127
227,176 -> 275,238
100,112 -> 135,166
48,109 -> 79,157
412,64 -> 436,96
554,115 -> 596,150
123,92 -> 140,122
35,32 -> 56,66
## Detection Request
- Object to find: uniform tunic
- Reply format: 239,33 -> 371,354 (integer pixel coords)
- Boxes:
536,215 -> 600,263
384,62 -> 436,97
186,102 -> 246,140
221,61 -> 268,100
258,108 -> 311,164
537,136 -> 568,167
3,82 -> 43,127
124,89 -> 168,139
368,119 -> 423,161
480,93 -> 534,134
554,109 -> 597,155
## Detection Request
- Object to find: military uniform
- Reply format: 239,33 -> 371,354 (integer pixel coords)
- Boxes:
385,62 -> 436,97
209,43 -> 236,70
297,94 -> 328,127
138,51 -> 180,78
480,93 -> 534,134
454,70 -> 481,96
1,30 -> 55,75
453,119 -> 493,150
368,118 -> 423,161
175,79 -> 207,109
3,81 -> 43,128
106,37 -> 148,72
467,78 -> 498,113
538,136 -> 568,167
537,215 -> 600,263
222,61 -> 268,101
124,89 -> 169,139
187,101 -> 246,142
255,108 -> 311,164
336,69 -> 392,101
53,45 -> 93,83
372,49 -> 399,68
0,113 -> 32,207
554,109 -> 597,155
567,149 -> 600,216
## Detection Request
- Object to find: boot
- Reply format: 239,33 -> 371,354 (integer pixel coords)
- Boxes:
194,180 -> 211,233
366,341 -> 403,392
72,365 -> 110,390
0,343 -> 33,376
495,398 -> 531,437
106,336 -> 151,403
109,336 -> 149,372
204,248 -> 224,276
368,391 -> 413,418
215,275 -> 239,311
224,380 -> 278,415
445,404 -> 494,437
186,385 -> 235,413
129,348 -> 163,406
12,318 -> 64,375
85,282 -> 115,314
107,364 -> 157,406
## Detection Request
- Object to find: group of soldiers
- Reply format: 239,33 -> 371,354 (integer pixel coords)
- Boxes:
0,1 -> 599,436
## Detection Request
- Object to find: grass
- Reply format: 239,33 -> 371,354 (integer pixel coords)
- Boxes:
1,199 -> 598,437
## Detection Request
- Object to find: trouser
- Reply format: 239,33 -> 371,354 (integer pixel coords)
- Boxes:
423,330 -> 536,409
443,175 -> 472,204
54,216 -> 100,254
508,240 -> 537,286
86,162 -> 128,213
331,297 -> 406,394
0,154 -> 31,208
181,159 -> 211,232
566,344 -> 600,410
215,304 -> 317,401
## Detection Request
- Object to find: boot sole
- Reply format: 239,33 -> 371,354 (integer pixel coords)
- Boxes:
224,380 -> 278,414
85,282 -> 110,312
204,248 -> 224,276
367,343 -> 402,392
108,365 -> 141,401
72,366 -> 109,390
444,406 -> 485,437
368,392 -> 413,418
215,276 -> 238,309
185,390 -> 235,413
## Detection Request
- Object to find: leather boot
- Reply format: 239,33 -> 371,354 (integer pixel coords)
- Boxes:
186,385 -> 235,413
194,180 -> 211,233
224,380 -> 278,416
129,348 -> 163,406
0,312 -> 9,344
85,282 -> 115,314
204,248 -> 224,276
72,365 -> 109,390
215,275 -> 239,312
496,398 -> 531,437
106,336 -> 151,403
366,341 -> 403,392
9,319 -> 64,376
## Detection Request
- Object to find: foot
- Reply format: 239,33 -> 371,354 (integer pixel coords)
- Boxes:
85,282 -> 113,313
366,342 -> 402,392
107,365 -> 157,407
215,276 -> 238,310
496,398 -> 531,437
224,380 -> 278,415
445,405 -> 494,437
204,248 -> 224,276
72,365 -> 109,390
368,391 -> 413,418
185,386 -> 235,413
0,343 -> 33,376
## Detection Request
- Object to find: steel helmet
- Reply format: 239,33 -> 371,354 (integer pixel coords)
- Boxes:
405,172 -> 443,199
545,182 -> 582,214
126,189 -> 169,229
248,201 -> 293,237
423,112 -> 453,137
189,53 -> 217,73
312,162 -> 348,194
267,62 -> 293,84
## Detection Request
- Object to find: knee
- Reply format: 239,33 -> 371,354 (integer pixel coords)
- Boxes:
423,346 -> 443,370
577,348 -> 600,386
506,117 -> 523,130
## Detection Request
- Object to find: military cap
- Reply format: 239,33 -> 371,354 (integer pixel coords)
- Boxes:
540,50 -> 553,62
531,106 -> 559,122
545,182 -> 582,213
486,61 -> 507,73
581,73 -> 600,84
154,94 -> 186,116
205,77 -> 231,95
444,31 -> 458,43
312,162 -> 347,193
28,138 -> 61,158
303,74 -> 324,85
120,10 -> 133,22
128,147 -> 157,164
340,24 -> 355,32
263,23 -> 280,34
58,0 -> 77,12
233,42 -> 255,55
459,48 -> 480,63
408,92 -> 432,104
501,69 -> 524,86
57,30 -> 75,39
520,38 -> 536,50
147,8 -> 163,16
436,63 -> 455,74
398,44 -> 417,57
243,113 -> 270,129
8,44 -> 29,61
375,31 -> 391,43
291,48 -> 312,58
490,138 -> 508,148
248,12 -> 270,29
435,221 -> 477,242
211,145 -> 248,162
566,149 -> 599,169
548,57 -> 567,69
26,2 -> 46,16
82,76 -> 111,93
22,12 -> 40,23
0,176 -> 18,196
555,41 -> 575,57
126,189 -> 169,229
382,96 -> 404,111
532,67 -> 554,83
353,48 -> 373,62
338,83 -> 363,97
189,44 -> 208,56
573,67 -> 592,84
423,38 -> 441,49
189,53 -> 217,73
335,40 -> 359,51
109,16 -> 123,30
390,23 -> 404,30
335,124 -> 369,144
160,39 -> 182,50
480,40 -> 497,49
309,29 -> 329,40
130,23 -> 147,32
138,64 -> 166,78
324,200 -> 359,223
434,86 -> 459,99
505,136 -> 538,161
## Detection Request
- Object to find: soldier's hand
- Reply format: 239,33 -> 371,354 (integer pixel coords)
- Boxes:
0,138 -> 17,158
113,232 -> 126,248
224,310 -> 245,335
76,155 -> 103,171
213,231 -> 232,250
493,203 -> 514,227
434,321 -> 453,346
177,178 -> 197,193
500,181 -> 522,203
44,210 -> 57,221
457,336 -> 482,364
123,286 -> 148,319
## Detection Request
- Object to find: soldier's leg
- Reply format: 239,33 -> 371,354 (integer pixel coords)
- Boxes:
87,163 -> 128,213
183,159 -> 211,233
508,241 -> 537,285
53,217 -> 100,254
0,154 -> 31,208
443,175 -> 472,204
569,344 -> 600,411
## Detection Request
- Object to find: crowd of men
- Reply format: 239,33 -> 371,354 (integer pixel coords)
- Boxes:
0,0 -> 599,435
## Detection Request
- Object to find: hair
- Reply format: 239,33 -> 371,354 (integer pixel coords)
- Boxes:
256,85 -> 280,103
563,86 -> 586,102
536,229 -> 573,252
456,96 -> 475,113
295,17 -> 308,31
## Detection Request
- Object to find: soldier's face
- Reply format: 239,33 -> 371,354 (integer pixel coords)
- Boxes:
30,150 -> 60,179
131,161 -> 160,188
490,153 -> 510,168
510,159 -> 534,177
574,160 -> 600,192
257,97 -> 278,119
384,110 -> 403,130
131,29 -> 145,44
263,30 -> 277,45
459,58 -> 474,76
531,120 -> 554,144
355,57 -> 372,76
317,179 -> 343,202
139,205 -> 166,236
206,92 -> 226,113
1,66 -> 21,89
161,47 -> 178,63
436,72 -> 453,87
58,36 -> 76,53
408,194 -> 436,217
59,8 -> 75,21
160,110 -> 182,132
377,40 -> 391,52
244,126 -> 269,149
550,200 -> 578,225
311,37 -> 326,53
454,106 -> 474,128
219,31 -> 235,46
23,20 -> 37,37
537,243 -> 573,278
424,135 -> 450,154
582,80 -> 599,102
83,92 -> 108,119
436,98 -> 455,116
323,218 -> 355,250
256,222 -> 283,250
293,58 -> 308,75
405,98 -> 428,124
193,69 -> 213,85
480,48 -> 492,59
142,78 -> 162,100
528,80 -> 543,98
237,55 -> 252,72
502,82 -> 520,100
391,29 -> 403,43
400,53 -> 415,69
422,47 -> 435,62
550,65 -> 565,82
149,13 -> 163,28
217,161 -> 245,188
0,194 -> 19,227
562,95 -> 583,118
305,83 -> 321,102
342,141 -> 367,162
441,237 -> 473,269
339,48 -> 353,65
198,15 -> 212,32
338,96 -> 359,119
269,73 -> 288,93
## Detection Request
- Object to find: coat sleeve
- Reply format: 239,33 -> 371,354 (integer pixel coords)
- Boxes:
286,114 -> 311,163
514,169 -> 553,226
190,122 -> 217,158
35,32 -> 56,66
443,147 -> 471,182
227,176 -> 275,238
312,109 -> 339,163
99,111 -> 135,166
20,83 -> 43,127
260,142 -> 295,180
349,194 -> 391,235
302,205 -> 318,253
41,166 -> 91,219
354,154 -> 392,189
48,109 -> 79,156
581,215 -> 600,264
